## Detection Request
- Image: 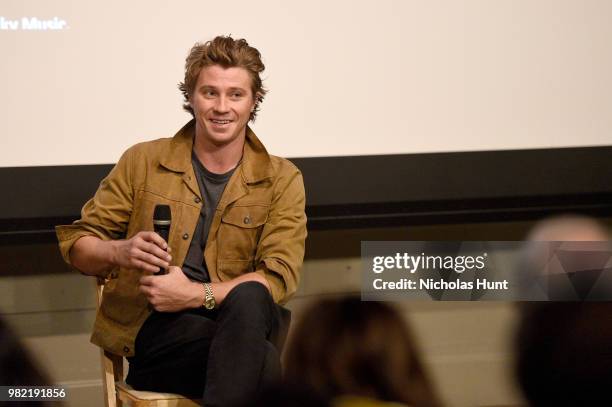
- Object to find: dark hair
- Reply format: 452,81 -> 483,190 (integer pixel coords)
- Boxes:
516,303 -> 612,406
178,35 -> 267,122
0,316 -> 54,405
284,296 -> 442,407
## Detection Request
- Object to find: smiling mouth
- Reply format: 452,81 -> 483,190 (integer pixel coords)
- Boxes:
210,119 -> 232,125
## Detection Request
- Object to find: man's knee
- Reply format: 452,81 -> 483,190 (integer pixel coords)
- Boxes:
225,280 -> 273,306
219,281 -> 276,326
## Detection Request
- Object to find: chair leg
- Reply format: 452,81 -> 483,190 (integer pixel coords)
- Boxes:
101,348 -> 118,407
101,349 -> 125,407
97,281 -> 125,406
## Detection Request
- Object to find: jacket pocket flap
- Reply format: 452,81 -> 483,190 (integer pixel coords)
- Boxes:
221,205 -> 268,229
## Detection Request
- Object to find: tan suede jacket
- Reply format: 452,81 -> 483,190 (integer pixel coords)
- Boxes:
55,120 -> 307,356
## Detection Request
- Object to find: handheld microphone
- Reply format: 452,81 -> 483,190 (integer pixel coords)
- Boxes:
153,204 -> 171,275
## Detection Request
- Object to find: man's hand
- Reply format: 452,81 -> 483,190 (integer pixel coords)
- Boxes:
139,266 -> 203,312
112,231 -> 172,274
70,232 -> 171,278
138,267 -> 272,312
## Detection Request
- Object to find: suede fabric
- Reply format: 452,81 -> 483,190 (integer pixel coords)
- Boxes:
55,119 -> 307,357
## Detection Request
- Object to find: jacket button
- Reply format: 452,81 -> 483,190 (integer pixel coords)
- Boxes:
182,233 -> 189,240
123,346 -> 130,353
194,197 -> 201,203
243,216 -> 251,225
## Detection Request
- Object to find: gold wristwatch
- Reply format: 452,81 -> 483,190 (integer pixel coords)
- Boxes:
202,282 -> 216,310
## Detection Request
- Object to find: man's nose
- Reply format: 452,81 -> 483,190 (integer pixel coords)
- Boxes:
214,96 -> 230,113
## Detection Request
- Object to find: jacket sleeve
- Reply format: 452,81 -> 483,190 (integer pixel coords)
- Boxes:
254,166 -> 307,304
55,147 -> 135,273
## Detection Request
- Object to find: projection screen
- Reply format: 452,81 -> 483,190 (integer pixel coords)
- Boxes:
2,0 -> 612,168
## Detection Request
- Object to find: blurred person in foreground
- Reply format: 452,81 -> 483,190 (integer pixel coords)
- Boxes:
525,214 -> 610,242
283,296 -> 442,407
0,316 -> 55,407
519,214 -> 612,300
515,215 -> 612,405
516,302 -> 612,406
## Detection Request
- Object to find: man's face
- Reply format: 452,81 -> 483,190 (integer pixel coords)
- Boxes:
190,65 -> 256,148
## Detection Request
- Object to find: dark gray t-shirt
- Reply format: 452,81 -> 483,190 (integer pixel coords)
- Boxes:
181,151 -> 236,283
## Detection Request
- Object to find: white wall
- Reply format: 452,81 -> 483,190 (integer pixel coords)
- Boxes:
2,0 -> 612,167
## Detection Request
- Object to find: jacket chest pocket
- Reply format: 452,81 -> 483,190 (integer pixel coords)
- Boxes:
217,205 -> 269,261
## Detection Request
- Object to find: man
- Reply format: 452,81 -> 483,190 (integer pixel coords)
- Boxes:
56,36 -> 307,406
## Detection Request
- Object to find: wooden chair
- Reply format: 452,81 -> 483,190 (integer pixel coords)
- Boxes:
96,277 -> 202,407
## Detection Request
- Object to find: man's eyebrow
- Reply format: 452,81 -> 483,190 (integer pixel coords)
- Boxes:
198,85 -> 247,92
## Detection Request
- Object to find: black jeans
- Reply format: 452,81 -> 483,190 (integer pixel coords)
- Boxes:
126,281 -> 285,407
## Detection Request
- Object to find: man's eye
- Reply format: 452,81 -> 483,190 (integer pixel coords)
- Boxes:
204,90 -> 216,97
231,92 -> 242,98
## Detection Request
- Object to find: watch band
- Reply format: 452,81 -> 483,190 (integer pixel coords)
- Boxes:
202,282 -> 216,310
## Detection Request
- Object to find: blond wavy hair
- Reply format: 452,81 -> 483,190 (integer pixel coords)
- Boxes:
179,35 -> 267,122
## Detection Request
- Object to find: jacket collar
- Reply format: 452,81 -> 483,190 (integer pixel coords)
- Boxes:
159,119 -> 273,184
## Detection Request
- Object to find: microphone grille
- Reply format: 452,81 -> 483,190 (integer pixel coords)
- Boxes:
153,204 -> 171,221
